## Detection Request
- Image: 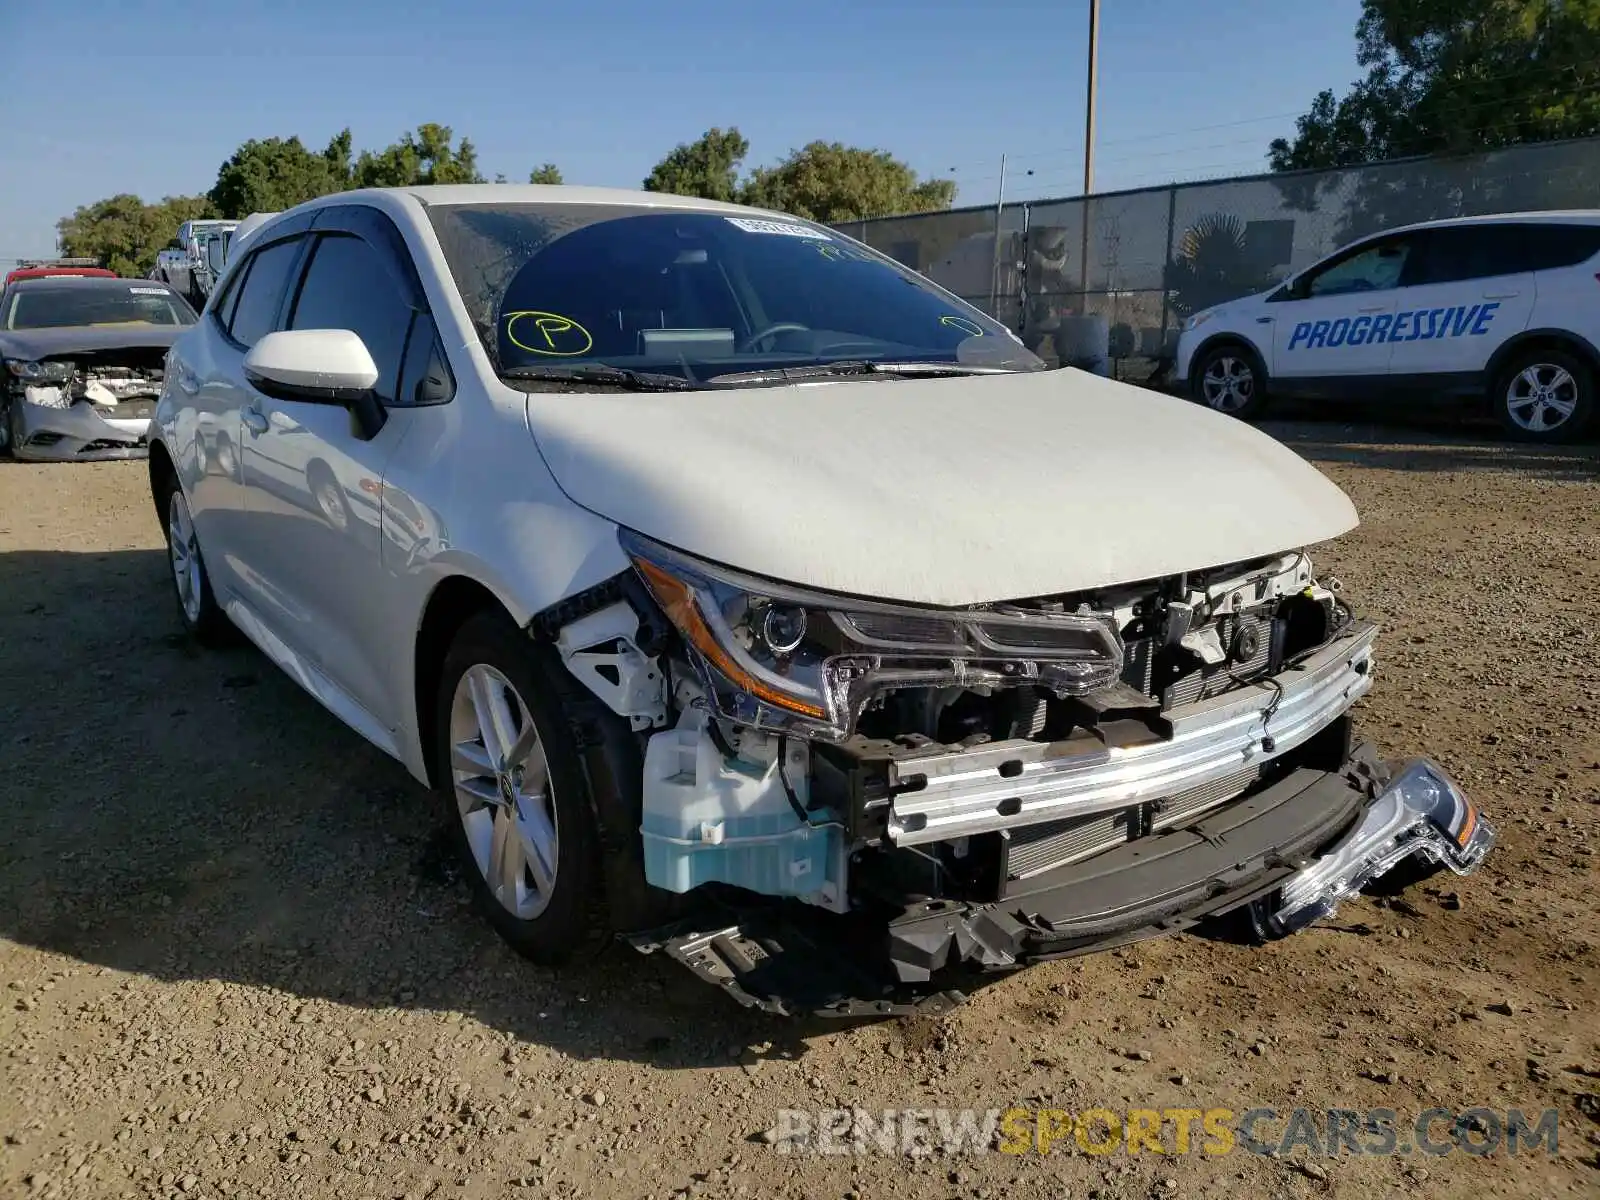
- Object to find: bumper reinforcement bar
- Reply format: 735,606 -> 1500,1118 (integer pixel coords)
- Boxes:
885,620 -> 1379,847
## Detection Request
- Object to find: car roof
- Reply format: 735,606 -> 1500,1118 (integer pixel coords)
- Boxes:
398,183 -> 777,215
1380,210 -> 1600,237
4,275 -> 166,292
271,183 -> 790,222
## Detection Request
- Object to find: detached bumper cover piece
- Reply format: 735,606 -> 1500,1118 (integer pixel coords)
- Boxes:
1267,756 -> 1494,934
634,745 -> 1494,1017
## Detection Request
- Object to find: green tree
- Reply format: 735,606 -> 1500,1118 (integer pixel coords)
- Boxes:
528,163 -> 564,185
352,123 -> 484,188
740,141 -> 955,222
209,132 -> 354,216
56,194 -> 215,276
1270,0 -> 1600,170
642,127 -> 750,201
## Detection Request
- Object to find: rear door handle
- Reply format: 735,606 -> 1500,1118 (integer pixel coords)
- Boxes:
1483,292 -> 1520,299
1357,305 -> 1387,313
243,406 -> 269,436
1255,316 -> 1273,324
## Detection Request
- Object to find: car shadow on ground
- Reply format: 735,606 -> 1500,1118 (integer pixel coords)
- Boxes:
0,546 -> 847,1069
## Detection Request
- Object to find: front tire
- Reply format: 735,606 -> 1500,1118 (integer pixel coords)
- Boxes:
1493,347 -> 1594,443
1191,343 -> 1269,420
161,479 -> 233,645
433,611 -> 611,965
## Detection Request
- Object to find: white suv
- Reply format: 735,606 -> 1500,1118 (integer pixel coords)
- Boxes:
148,185 -> 1493,1015
1175,211 -> 1600,442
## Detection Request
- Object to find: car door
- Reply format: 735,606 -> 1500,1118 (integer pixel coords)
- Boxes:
237,207 -> 431,732
184,226 -> 313,589
1265,233 -> 1418,391
1384,224 -> 1538,384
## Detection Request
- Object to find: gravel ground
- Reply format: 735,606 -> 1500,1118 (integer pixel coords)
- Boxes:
1,421 -> 1597,1200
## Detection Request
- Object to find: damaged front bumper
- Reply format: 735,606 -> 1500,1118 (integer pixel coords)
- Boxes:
631,747 -> 1494,1017
6,386 -> 153,461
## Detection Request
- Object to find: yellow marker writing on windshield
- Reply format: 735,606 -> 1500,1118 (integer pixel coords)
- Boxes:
940,315 -> 985,337
505,310 -> 593,356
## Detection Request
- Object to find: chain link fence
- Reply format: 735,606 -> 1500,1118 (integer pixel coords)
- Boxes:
835,136 -> 1600,376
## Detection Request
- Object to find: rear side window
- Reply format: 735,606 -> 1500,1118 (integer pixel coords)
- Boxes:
227,237 -> 304,347
286,234 -> 413,404
1408,223 -> 1600,286
1518,224 -> 1600,271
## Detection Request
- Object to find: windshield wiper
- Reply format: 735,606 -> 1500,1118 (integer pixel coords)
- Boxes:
501,364 -> 695,392
706,360 -> 1027,387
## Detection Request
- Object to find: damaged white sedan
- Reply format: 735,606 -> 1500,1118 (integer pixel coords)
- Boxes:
1,276 -> 197,461
148,185 -> 1495,1016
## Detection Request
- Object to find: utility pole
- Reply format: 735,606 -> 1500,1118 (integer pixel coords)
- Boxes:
989,152 -> 1007,316
1080,0 -> 1100,300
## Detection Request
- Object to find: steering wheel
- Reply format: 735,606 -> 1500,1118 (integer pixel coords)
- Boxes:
739,322 -> 811,352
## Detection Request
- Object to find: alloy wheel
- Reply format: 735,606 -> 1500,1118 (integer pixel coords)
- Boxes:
1201,355 -> 1255,413
1504,363 -> 1578,435
448,665 -> 559,920
167,490 -> 203,625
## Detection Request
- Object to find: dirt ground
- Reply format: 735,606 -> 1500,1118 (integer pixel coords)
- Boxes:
1,421 -> 1597,1200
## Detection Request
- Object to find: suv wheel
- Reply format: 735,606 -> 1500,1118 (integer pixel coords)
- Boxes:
1494,347 -> 1594,443
162,479 -> 233,645
1192,344 -> 1268,419
434,611 -> 610,965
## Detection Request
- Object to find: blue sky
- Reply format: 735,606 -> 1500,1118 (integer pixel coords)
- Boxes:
0,0 -> 1364,261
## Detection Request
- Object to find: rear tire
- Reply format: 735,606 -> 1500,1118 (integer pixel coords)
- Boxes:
160,478 -> 233,646
433,611 -> 611,966
1492,347 -> 1595,443
1191,342 -> 1269,420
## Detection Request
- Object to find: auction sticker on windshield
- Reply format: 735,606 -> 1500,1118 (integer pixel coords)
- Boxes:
725,217 -> 832,240
128,287 -> 170,295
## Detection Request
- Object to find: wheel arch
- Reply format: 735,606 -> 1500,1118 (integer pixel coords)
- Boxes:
147,438 -> 178,520
1186,332 -> 1270,387
1485,328 -> 1600,389
412,574 -> 520,789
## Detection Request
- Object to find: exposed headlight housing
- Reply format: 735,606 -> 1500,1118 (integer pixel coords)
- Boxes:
5,359 -> 73,383
621,530 -> 1124,741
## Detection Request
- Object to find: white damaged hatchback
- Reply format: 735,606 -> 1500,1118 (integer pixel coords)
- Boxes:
149,185 -> 1495,1016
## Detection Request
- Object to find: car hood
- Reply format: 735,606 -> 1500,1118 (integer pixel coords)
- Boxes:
522,368 -> 1359,606
0,325 -> 187,361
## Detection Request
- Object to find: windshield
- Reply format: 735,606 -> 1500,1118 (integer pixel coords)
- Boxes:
426,203 -> 1042,381
3,284 -> 197,330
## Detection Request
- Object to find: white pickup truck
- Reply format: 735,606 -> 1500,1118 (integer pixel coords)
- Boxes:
150,219 -> 240,312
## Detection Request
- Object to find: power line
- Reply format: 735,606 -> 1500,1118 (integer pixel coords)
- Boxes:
944,79 -> 1600,200
939,60 -> 1600,184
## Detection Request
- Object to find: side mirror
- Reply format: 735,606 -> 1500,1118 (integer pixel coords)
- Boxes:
205,239 -> 226,274
243,329 -> 387,440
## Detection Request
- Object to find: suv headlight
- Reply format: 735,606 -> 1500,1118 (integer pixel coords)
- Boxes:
5,359 -> 73,383
621,530 -> 1124,741
1181,311 -> 1216,334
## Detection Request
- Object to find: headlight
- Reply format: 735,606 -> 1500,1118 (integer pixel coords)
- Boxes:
4,359 -> 73,383
621,531 -> 1124,740
1182,311 -> 1216,334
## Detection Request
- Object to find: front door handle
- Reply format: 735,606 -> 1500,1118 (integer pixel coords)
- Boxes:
1357,305 -> 1387,313
1483,292 -> 1520,300
243,406 -> 269,436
